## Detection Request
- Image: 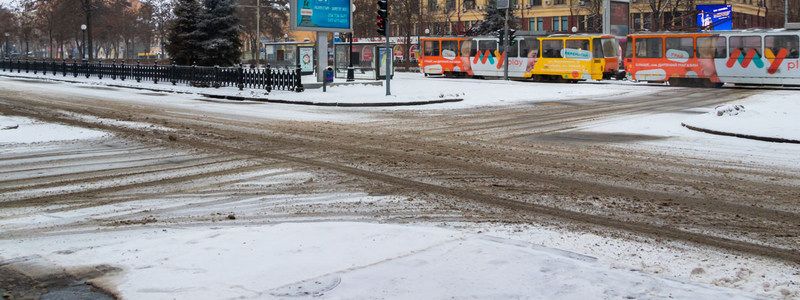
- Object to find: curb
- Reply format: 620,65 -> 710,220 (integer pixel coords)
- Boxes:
681,123 -> 800,144
1,73 -> 463,108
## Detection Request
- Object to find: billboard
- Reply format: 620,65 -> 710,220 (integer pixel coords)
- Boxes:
697,4 -> 732,31
290,0 -> 353,32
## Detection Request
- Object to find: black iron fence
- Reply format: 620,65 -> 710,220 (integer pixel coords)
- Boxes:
0,59 -> 304,92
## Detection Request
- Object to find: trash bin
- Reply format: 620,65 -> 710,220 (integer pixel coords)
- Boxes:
323,66 -> 334,92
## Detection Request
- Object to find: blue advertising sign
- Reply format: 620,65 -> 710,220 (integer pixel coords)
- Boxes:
291,0 -> 353,32
697,4 -> 732,31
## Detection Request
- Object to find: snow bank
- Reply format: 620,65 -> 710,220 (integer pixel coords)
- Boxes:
1,222 -> 758,299
682,91 -> 800,142
0,114 -> 108,145
0,71 -> 665,109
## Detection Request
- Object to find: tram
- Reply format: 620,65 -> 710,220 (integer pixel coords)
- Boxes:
418,34 -> 621,81
625,30 -> 800,87
528,34 -> 621,81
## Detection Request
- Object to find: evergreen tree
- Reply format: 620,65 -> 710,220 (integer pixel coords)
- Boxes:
196,0 -> 242,66
469,2 -> 517,36
166,0 -> 203,65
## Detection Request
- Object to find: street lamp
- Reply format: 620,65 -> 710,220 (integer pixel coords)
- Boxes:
3,33 -> 9,59
81,24 -> 87,61
425,28 -> 431,35
347,3 -> 357,82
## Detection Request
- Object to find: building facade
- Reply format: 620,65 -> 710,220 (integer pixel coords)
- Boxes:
421,0 -> 773,36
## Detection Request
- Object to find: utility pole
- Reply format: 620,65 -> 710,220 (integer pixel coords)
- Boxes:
377,0 -> 390,95
256,0 -> 260,68
603,0 -> 611,35
503,6 -> 509,80
83,0 -> 93,60
385,9 -> 391,96
237,0 -> 267,68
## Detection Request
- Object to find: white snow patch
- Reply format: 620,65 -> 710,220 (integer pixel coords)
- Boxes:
682,91 -> 800,141
0,114 -> 108,145
1,71 -> 666,110
0,222 -> 760,299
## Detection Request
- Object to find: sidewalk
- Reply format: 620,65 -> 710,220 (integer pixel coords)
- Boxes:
1,71 -> 669,110
0,71 -> 462,107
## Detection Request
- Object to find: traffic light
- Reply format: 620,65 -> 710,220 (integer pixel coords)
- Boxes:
496,29 -> 505,47
508,29 -> 517,46
377,0 -> 388,36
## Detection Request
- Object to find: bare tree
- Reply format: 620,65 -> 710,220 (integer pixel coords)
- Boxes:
237,0 -> 288,62
569,0 -> 602,32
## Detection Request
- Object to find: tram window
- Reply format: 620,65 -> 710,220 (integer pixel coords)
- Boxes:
470,40 -> 478,57
423,40 -> 439,56
442,40 -> 459,56
765,35 -> 800,59
602,38 -> 618,58
697,37 -> 727,58
666,37 -> 695,58
508,42 -> 519,57
625,37 -> 633,58
542,40 -> 564,58
566,39 -> 590,51
635,38 -> 663,58
478,40 -> 498,53
460,40 -> 472,57
519,38 -> 539,58
592,39 -> 604,59
729,36 -> 762,57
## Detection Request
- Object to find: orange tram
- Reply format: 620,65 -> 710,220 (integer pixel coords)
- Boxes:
418,29 -> 800,87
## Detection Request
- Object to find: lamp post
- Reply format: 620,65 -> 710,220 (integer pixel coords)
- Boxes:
3,33 -> 8,59
81,24 -> 87,61
347,4 -> 357,82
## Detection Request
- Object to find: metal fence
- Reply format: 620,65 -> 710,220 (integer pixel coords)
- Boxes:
0,59 -> 304,92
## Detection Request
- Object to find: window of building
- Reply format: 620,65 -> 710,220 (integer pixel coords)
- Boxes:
562,16 -> 569,32
633,14 -> 642,31
553,0 -> 565,4
445,0 -> 455,10
765,35 -> 800,59
478,40 -> 497,52
427,0 -> 437,11
519,38 -> 539,58
697,36 -> 727,59
666,37 -> 695,58
552,17 -> 560,31
729,36 -> 762,57
424,40 -> 440,56
529,0 -> 541,5
463,0 -> 476,9
542,40 -> 564,58
635,37 -> 663,58
537,18 -> 544,31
